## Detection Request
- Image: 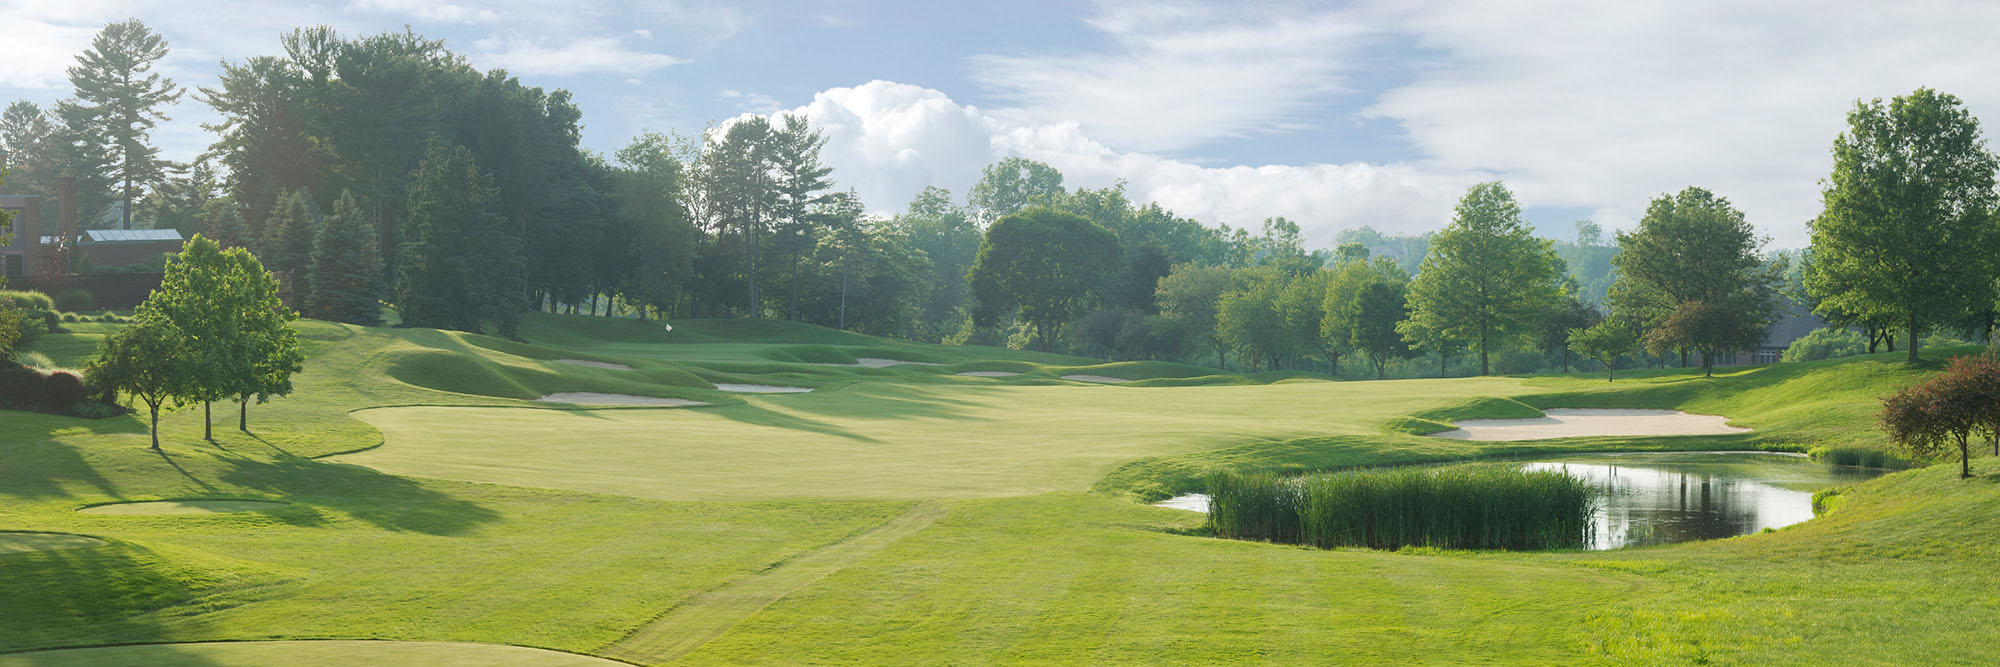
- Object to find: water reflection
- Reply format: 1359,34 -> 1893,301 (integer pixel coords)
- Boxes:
1521,452 -> 1885,549
1153,452 -> 1889,550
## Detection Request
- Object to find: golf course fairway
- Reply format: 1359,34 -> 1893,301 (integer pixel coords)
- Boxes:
6,315 -> 1998,664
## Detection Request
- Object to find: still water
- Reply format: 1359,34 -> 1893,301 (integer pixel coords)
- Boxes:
1522,452 -> 1885,549
1156,452 -> 1888,550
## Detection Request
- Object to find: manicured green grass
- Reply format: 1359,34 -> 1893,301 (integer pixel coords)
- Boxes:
338,377 -> 1526,501
0,640 -> 626,666
5,312 -> 1999,664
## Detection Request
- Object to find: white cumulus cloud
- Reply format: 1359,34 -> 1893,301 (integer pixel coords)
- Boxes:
754,81 -> 1466,247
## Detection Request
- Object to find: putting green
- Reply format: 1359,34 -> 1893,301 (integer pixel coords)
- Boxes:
77,500 -> 291,515
0,532 -> 105,554
341,377 -> 1528,500
0,640 -> 625,666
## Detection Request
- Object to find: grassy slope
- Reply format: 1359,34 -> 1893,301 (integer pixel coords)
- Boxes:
5,315 -> 1998,663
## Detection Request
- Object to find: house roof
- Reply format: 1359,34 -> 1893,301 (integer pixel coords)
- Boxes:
82,229 -> 182,243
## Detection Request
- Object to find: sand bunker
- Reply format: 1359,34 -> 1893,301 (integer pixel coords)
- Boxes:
0,531 -> 106,553
553,359 -> 633,370
0,640 -> 627,666
815,358 -> 944,368
713,383 -> 814,394
955,371 -> 1021,378
1062,374 -> 1132,384
1154,493 -> 1210,513
536,392 -> 705,407
80,500 -> 288,516
1428,408 -> 1752,441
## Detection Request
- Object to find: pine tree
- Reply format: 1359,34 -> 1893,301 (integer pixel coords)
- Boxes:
395,137 -> 522,335
200,198 -> 248,248
260,189 -> 320,306
306,190 -> 384,325
769,114 -> 832,320
65,19 -> 182,230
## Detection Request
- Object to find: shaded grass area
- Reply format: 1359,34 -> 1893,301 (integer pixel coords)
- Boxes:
1207,466 -> 1592,550
0,415 -> 906,656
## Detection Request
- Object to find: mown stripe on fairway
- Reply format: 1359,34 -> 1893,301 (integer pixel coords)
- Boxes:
600,502 -> 948,664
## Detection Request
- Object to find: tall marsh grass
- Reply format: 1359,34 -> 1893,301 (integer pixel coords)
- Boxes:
1206,466 -> 1595,550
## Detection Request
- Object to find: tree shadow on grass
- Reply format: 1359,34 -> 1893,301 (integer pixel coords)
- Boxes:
705,402 -> 882,443
778,383 -> 991,423
208,451 -> 500,537
0,541 -> 216,659
0,413 -> 132,501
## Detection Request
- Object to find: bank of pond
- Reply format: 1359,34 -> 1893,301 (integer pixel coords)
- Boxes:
1177,452 -> 1887,551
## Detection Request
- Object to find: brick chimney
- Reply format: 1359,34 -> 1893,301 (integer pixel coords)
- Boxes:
58,176 -> 78,242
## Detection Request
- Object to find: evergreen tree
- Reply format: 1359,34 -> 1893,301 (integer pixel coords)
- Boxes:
201,198 -> 248,248
260,189 -> 320,305
1,101 -> 64,199
65,19 -> 182,230
394,137 -> 522,335
769,114 -> 833,321
306,190 -> 384,325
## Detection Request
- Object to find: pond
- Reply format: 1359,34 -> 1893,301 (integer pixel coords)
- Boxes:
1157,452 -> 1889,550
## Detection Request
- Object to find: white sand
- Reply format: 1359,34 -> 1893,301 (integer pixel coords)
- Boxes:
1062,374 -> 1133,384
536,392 -> 706,406
1428,408 -> 1752,441
0,531 -> 105,553
813,358 -> 945,368
1154,493 -> 1210,513
955,371 -> 1021,378
80,500 -> 288,515
712,383 -> 814,394
552,359 -> 633,371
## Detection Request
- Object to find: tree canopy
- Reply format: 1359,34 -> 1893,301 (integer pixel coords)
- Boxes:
968,207 -> 1120,352
1807,88 -> 2000,363
1401,182 -> 1562,376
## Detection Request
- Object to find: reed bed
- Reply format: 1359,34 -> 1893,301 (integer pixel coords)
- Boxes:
1205,466 -> 1594,550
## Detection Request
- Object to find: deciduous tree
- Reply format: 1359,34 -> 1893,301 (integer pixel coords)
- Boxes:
968,207 -> 1119,353
1807,88 -> 2000,363
1402,182 -> 1562,375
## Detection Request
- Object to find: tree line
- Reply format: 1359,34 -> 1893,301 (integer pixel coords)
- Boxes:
5,21 -> 1995,378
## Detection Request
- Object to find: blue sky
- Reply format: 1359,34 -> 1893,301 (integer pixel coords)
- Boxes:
6,1 -> 2000,249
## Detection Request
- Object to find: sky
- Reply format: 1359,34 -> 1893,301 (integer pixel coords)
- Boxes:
5,0 -> 2000,249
